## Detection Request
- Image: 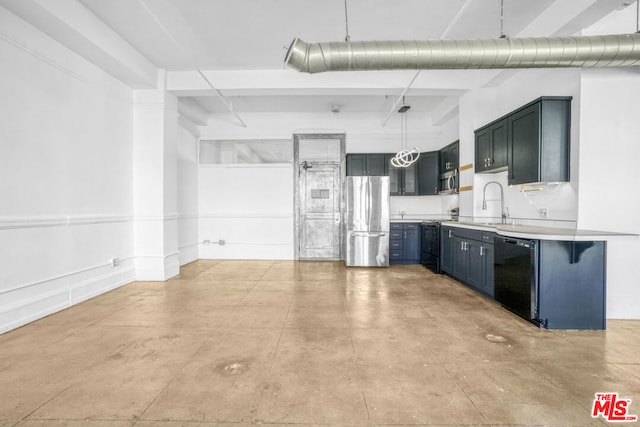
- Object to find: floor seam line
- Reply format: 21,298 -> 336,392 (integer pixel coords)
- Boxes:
18,384 -> 73,422
134,335 -> 211,424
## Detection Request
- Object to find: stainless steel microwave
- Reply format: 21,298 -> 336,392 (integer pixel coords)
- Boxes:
439,169 -> 459,194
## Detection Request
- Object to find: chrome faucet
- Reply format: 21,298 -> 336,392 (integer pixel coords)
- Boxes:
482,181 -> 509,224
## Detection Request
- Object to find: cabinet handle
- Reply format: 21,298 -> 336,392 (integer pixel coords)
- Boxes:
404,231 -> 407,239
488,157 -> 492,165
461,241 -> 464,250
448,230 -> 453,238
480,246 -> 484,256
483,159 -> 487,167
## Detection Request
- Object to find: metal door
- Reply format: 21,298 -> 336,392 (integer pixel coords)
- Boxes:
299,162 -> 341,260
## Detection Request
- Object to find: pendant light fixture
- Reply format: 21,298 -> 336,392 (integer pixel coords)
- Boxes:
390,98 -> 420,168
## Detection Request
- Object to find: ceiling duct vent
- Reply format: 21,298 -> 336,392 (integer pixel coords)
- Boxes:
285,34 -> 640,73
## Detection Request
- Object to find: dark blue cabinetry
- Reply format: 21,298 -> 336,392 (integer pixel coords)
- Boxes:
440,226 -> 455,274
390,222 -> 421,264
442,226 -> 495,297
346,153 -> 388,176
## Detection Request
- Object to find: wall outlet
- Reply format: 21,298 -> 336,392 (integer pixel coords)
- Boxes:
219,240 -> 226,246
539,208 -> 548,218
203,239 -> 210,245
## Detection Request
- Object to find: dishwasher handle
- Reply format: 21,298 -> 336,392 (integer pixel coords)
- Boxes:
501,237 -> 535,249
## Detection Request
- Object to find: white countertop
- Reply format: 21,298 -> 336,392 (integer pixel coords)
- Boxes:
441,221 -> 638,241
390,218 -> 451,223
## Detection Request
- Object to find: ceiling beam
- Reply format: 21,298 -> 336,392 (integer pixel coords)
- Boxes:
431,97 -> 460,127
518,0 -> 624,37
0,0 -> 158,88
177,98 -> 209,126
166,69 -> 481,95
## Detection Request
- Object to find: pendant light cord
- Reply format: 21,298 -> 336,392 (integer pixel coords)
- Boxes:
637,0 -> 639,33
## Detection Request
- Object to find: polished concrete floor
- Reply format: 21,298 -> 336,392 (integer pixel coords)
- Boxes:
1,260 -> 640,426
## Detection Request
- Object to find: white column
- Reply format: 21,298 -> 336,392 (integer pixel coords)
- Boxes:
133,87 -> 180,281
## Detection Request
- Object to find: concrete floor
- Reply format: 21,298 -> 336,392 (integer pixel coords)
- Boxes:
1,260 -> 640,426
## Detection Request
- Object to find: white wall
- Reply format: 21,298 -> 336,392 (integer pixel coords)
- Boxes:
0,7 -> 135,333
390,196 -> 446,220
199,165 -> 294,260
177,126 -> 199,265
578,69 -> 640,319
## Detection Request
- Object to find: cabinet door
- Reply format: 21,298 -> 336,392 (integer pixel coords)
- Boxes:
449,141 -> 459,170
346,154 -> 367,176
508,103 -> 540,185
441,227 -> 454,274
481,244 -> 495,297
490,121 -> 508,169
418,151 -> 439,195
367,154 -> 387,176
466,240 -> 483,291
475,128 -> 491,172
403,226 -> 421,262
439,146 -> 449,172
402,163 -> 418,196
452,236 -> 467,280
388,164 -> 401,195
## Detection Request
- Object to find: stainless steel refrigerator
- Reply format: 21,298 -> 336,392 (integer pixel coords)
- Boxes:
345,176 -> 390,267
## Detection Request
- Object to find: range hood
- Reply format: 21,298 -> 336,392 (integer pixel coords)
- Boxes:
285,34 -> 640,73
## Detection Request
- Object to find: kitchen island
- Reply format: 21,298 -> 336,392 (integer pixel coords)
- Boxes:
439,221 -> 636,330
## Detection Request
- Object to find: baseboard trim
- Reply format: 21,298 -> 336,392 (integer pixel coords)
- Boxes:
178,243 -> 199,266
0,261 -> 136,335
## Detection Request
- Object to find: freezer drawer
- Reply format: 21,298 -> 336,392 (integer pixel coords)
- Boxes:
346,231 -> 389,267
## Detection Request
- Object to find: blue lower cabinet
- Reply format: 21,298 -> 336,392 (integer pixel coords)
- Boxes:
390,222 -> 421,264
444,227 -> 495,298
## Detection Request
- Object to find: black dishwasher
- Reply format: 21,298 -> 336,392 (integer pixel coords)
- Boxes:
420,222 -> 440,273
494,236 -> 540,325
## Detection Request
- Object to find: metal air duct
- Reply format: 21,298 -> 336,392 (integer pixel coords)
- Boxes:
285,34 -> 640,73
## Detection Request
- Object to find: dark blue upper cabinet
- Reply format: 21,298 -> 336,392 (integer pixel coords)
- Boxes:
346,154 -> 367,176
509,103 -> 541,185
440,141 -> 459,172
418,151 -> 439,195
387,154 -> 418,196
346,153 -> 388,176
508,97 -> 571,186
476,121 -> 508,173
474,96 -> 571,185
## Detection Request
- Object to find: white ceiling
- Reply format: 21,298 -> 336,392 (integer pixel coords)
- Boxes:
78,0 -> 558,70
4,0 -> 631,119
